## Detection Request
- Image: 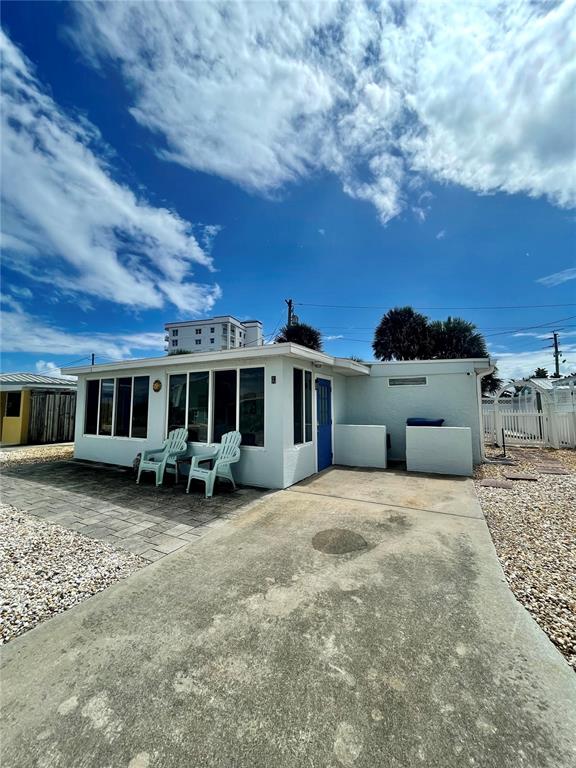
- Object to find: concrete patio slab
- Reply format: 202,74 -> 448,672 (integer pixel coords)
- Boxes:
1,467 -> 575,767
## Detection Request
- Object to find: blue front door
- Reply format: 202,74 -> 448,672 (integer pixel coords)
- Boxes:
316,378 -> 332,471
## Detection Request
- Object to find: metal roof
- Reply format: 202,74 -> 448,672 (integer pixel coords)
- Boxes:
0,373 -> 77,386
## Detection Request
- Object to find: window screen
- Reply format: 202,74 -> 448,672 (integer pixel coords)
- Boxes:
188,372 -> 209,442
85,380 -> 99,434
239,367 -> 264,446
213,370 -> 237,442
304,371 -> 312,442
115,378 -> 132,437
168,374 -> 187,433
131,377 -> 149,438
293,368 -> 303,444
98,379 -> 114,436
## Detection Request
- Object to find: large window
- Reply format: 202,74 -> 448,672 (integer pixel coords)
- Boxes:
293,369 -> 303,444
98,379 -> 114,436
85,380 -> 99,434
85,376 -> 149,438
168,374 -> 187,432
293,368 -> 313,445
304,371 -> 312,442
5,392 -> 21,417
239,367 -> 264,447
115,378 -> 132,437
167,367 -> 264,446
132,377 -> 149,438
213,370 -> 237,442
188,372 -> 209,442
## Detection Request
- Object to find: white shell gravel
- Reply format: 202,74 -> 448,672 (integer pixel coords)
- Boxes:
475,448 -> 575,669
0,444 -> 74,467
0,504 -> 145,645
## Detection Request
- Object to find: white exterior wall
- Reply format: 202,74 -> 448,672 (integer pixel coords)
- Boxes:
334,425 -> 387,468
243,322 -> 263,348
344,361 -> 484,464
73,357 -> 287,489
406,426 -> 473,476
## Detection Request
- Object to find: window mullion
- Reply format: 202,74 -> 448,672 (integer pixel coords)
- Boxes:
110,377 -> 117,437
236,367 -> 240,431
96,380 -> 101,436
185,371 -> 190,432
208,370 -> 214,442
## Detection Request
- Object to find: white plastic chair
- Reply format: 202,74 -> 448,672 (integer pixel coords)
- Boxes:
137,428 -> 188,487
186,431 -> 241,498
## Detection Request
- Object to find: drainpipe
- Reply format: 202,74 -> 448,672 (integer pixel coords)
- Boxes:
476,360 -> 495,462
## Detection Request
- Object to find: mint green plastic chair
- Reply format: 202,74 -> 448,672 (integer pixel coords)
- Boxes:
137,428 -> 188,487
186,431 -> 241,498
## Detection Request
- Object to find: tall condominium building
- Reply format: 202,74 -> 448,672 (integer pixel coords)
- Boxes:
164,316 -> 263,354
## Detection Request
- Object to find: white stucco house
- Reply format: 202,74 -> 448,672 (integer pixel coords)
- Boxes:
63,345 -> 494,488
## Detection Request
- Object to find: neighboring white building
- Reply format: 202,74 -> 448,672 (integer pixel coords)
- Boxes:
63,346 -> 493,489
165,316 -> 262,354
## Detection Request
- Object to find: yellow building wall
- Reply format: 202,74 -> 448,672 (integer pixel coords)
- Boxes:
0,393 -> 6,442
1,390 -> 31,445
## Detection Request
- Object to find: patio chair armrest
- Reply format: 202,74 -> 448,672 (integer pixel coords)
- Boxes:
190,447 -> 219,469
141,448 -> 165,461
166,446 -> 189,461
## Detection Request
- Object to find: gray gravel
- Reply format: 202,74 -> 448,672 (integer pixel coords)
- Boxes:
0,443 -> 73,467
475,448 -> 575,669
0,504 -> 144,644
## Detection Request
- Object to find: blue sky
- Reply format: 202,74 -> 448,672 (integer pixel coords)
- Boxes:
1,1 -> 575,380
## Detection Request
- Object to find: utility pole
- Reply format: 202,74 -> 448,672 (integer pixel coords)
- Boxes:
285,298 -> 294,327
552,331 -> 561,378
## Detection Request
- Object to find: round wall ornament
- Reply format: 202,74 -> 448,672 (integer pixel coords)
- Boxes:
152,379 -> 162,393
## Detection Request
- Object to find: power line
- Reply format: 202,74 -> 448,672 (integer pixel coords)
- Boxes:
483,315 -> 576,338
297,302 -> 576,311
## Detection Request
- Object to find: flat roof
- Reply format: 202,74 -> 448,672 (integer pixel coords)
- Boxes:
62,343 -> 370,377
62,345 -> 492,378
165,316 -> 259,328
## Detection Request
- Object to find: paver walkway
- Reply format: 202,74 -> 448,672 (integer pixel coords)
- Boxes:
1,460 -> 266,562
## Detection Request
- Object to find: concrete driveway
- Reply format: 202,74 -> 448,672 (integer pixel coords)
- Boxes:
2,467 -> 575,768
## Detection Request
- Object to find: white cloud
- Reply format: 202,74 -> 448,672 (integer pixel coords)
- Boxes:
494,344 -> 576,380
323,334 -> 344,341
8,285 -> 33,299
1,302 -> 165,361
536,267 -> 576,287
0,30 -> 221,314
70,0 -> 576,223
35,361 -> 77,380
436,230 -> 446,240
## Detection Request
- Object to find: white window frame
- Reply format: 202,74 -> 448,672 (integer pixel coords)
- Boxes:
166,365 -> 266,450
387,376 -> 428,387
83,376 -> 150,439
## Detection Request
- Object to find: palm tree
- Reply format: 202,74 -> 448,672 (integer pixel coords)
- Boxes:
372,306 -> 431,360
533,367 -> 548,378
429,316 -> 487,359
275,322 -> 323,351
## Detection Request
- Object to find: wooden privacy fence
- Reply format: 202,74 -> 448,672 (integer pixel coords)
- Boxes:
482,405 -> 576,449
28,390 -> 76,444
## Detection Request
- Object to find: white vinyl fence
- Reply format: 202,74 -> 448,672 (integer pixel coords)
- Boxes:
483,403 -> 576,449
